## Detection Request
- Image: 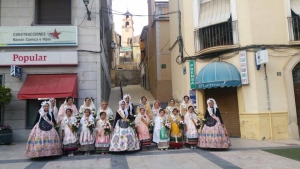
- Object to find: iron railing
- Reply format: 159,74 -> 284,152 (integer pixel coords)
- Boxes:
194,20 -> 237,51
288,16 -> 300,41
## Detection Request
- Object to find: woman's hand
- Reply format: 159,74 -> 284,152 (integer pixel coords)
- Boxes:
49,121 -> 54,126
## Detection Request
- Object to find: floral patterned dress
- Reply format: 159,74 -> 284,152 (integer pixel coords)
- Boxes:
61,116 -> 78,151
79,115 -> 95,151
184,112 -> 198,145
95,119 -> 111,153
135,113 -> 151,147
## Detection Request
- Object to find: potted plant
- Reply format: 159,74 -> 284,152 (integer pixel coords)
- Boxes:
0,85 -> 13,145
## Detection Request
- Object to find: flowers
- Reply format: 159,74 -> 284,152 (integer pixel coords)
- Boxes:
75,114 -> 82,122
148,121 -> 154,133
196,120 -> 201,129
104,123 -> 111,135
86,120 -> 95,134
91,108 -> 96,118
71,121 -> 80,133
179,113 -> 184,120
200,118 -> 206,130
194,110 -> 199,116
164,120 -> 171,130
108,115 -> 114,125
129,121 -> 135,128
0,124 -> 11,131
179,120 -> 185,131
54,124 -> 60,132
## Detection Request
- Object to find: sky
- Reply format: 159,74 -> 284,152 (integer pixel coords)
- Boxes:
112,0 -> 169,36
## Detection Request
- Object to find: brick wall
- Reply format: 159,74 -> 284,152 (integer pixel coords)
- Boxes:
115,70 -> 140,87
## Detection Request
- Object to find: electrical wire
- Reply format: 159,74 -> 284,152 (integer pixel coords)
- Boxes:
100,8 -> 179,17
78,0 -> 95,26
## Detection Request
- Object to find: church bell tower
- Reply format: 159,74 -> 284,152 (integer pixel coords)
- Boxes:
121,10 -> 134,47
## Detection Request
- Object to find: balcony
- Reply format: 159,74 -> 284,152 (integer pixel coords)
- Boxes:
194,20 -> 239,53
288,16 -> 300,42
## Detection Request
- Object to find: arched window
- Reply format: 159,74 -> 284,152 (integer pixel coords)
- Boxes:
126,15 -> 129,19
126,21 -> 129,27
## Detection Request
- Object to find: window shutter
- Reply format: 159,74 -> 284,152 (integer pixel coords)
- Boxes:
37,0 -> 71,24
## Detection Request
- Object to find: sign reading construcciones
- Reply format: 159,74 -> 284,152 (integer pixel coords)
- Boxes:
0,26 -> 78,47
0,51 -> 78,66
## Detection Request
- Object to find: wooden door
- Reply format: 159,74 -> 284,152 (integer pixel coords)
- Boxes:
293,83 -> 300,136
205,87 -> 241,137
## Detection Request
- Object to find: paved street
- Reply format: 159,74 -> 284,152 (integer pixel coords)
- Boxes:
1,138 -> 300,169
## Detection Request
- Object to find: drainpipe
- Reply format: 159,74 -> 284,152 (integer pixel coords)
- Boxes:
264,63 -> 273,140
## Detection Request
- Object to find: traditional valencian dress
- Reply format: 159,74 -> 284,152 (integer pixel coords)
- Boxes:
184,111 -> 199,146
49,98 -> 59,122
79,114 -> 95,151
180,98 -> 193,116
96,107 -> 114,121
197,98 -> 231,149
135,113 -> 151,148
61,116 -> 78,151
124,94 -> 135,118
95,118 -> 111,153
79,99 -> 97,118
25,103 -> 62,158
57,103 -> 79,124
109,101 -> 140,152
153,116 -> 169,149
136,97 -> 153,120
165,105 -> 178,119
151,100 -> 161,118
169,113 -> 183,149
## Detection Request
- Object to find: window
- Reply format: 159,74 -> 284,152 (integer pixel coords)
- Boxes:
26,98 -> 77,128
126,15 -> 129,19
158,9 -> 162,15
35,0 -> 71,25
126,22 -> 130,27
288,10 -> 300,41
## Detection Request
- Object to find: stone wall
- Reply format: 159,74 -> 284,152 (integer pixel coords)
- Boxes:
115,70 -> 140,87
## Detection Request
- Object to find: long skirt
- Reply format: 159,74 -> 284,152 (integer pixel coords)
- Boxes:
25,123 -> 62,158
169,135 -> 183,148
154,126 -> 169,149
197,123 -> 231,149
137,124 -> 151,148
109,121 -> 140,152
79,129 -> 95,151
95,134 -> 110,153
63,143 -> 78,151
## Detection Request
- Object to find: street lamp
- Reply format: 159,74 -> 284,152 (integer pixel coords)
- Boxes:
83,0 -> 91,21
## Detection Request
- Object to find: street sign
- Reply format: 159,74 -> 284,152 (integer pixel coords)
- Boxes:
189,60 -> 195,89
11,65 -> 22,78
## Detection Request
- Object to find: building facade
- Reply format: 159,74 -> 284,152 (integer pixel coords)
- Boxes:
143,0 -> 172,102
0,0 -> 113,141
169,0 -> 300,140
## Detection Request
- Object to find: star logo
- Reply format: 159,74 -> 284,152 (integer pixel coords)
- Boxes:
48,29 -> 61,39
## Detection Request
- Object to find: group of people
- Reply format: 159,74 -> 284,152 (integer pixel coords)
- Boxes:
25,95 -> 231,158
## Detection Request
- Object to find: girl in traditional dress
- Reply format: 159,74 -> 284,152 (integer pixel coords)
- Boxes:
124,94 -> 135,118
95,112 -> 111,154
49,98 -> 58,122
25,101 -> 62,158
184,106 -> 199,149
79,97 -> 97,118
135,108 -> 151,151
169,108 -> 183,149
153,109 -> 170,150
57,97 -> 79,124
79,109 -> 95,155
61,108 -> 78,156
109,100 -> 140,152
136,96 -> 153,120
180,95 -> 193,116
197,98 -> 231,149
152,100 -> 161,118
96,101 -> 114,120
165,99 -> 178,119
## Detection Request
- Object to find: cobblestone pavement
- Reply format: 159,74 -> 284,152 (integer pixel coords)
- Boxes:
1,138 -> 300,169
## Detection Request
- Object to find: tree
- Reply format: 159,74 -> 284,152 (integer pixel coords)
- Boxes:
0,86 -> 12,106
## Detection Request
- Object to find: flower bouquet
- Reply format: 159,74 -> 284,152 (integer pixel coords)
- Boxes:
200,118 -> 206,130
0,124 -> 11,131
86,120 -> 95,134
194,110 -> 199,116
71,121 -> 80,133
148,121 -> 154,133
179,113 -> 184,120
164,120 -> 171,130
196,120 -> 201,129
91,109 -> 96,118
54,124 -> 60,132
108,115 -> 114,125
104,123 -> 111,135
129,121 -> 135,128
75,114 -> 82,122
179,120 -> 185,131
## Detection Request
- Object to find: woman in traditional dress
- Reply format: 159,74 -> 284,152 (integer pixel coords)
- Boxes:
96,101 -> 114,121
57,97 -> 79,125
124,94 -> 135,118
79,109 -> 95,155
180,96 -> 193,116
95,112 -> 111,154
152,100 -> 161,118
169,108 -> 183,149
136,96 -> 152,120
197,98 -> 231,149
184,106 -> 199,149
165,99 -> 178,119
153,109 -> 169,150
61,108 -> 78,156
109,100 -> 140,152
135,108 -> 151,151
79,97 -> 97,118
25,101 -> 62,158
49,98 -> 58,122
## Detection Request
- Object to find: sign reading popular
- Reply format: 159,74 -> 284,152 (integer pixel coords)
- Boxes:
0,26 -> 78,47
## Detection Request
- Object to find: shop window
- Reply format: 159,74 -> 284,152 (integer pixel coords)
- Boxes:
35,0 -> 71,25
26,98 -> 77,128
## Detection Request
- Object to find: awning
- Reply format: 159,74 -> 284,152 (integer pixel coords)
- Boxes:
198,0 -> 231,28
291,0 -> 300,15
18,74 -> 78,99
196,62 -> 241,89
